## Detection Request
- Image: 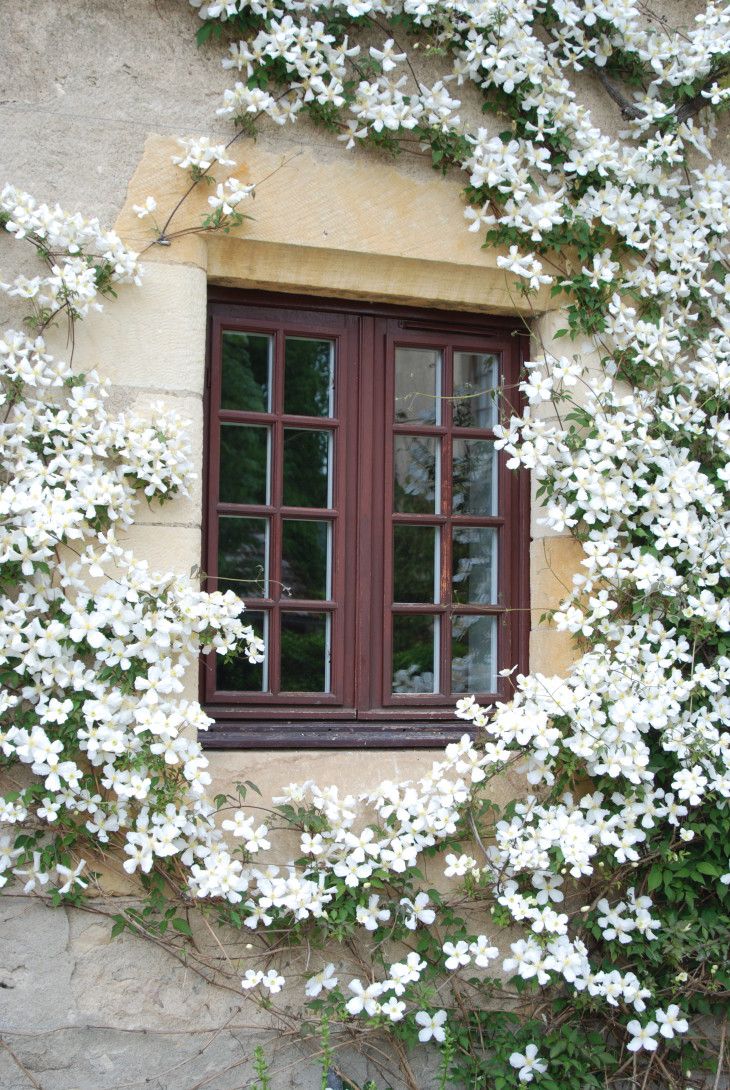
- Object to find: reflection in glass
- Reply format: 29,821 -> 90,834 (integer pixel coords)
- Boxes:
219,424 -> 269,505
452,527 -> 498,605
283,428 -> 331,508
218,611 -> 268,692
452,615 -> 497,693
395,347 -> 441,424
453,352 -> 498,428
218,516 -> 269,598
393,435 -> 439,513
284,338 -> 334,417
392,615 -> 438,693
452,439 -> 497,515
221,331 -> 272,413
282,520 -> 330,600
393,525 -> 439,603
280,612 -> 330,692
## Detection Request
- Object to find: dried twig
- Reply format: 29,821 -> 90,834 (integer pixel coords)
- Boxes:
0,1037 -> 45,1090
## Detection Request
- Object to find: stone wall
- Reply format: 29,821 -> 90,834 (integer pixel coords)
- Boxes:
0,2 -> 630,1086
0,895 -> 400,1090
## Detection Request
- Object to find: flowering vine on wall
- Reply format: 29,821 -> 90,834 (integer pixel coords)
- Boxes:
1,0 -> 730,1087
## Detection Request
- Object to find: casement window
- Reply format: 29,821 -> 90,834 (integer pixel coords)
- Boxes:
202,290 -> 529,748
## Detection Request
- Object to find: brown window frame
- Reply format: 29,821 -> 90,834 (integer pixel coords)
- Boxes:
202,289 -> 530,749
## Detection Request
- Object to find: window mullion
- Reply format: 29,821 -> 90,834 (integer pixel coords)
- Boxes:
353,314 -> 379,714
269,331 -> 284,695
441,345 -> 453,697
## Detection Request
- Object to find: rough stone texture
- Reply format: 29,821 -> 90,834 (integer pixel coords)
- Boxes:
0,897 -> 434,1090
1,0 -> 666,227
0,0 -> 632,1084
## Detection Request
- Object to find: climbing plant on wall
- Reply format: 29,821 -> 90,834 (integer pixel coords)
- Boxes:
2,0 -> 730,1086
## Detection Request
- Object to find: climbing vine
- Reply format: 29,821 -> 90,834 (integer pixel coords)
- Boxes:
2,0 -> 730,1087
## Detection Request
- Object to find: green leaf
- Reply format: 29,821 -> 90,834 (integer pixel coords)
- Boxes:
195,22 -> 216,46
647,866 -> 663,891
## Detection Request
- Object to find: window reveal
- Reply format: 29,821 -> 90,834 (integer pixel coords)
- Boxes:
203,292 -> 529,748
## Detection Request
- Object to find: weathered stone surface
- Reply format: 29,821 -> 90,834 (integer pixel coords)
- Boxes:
0,3 -> 617,1086
530,536 -> 585,625
0,898 -> 73,1032
45,263 -> 208,397
0,899 -> 379,1090
530,626 -> 580,677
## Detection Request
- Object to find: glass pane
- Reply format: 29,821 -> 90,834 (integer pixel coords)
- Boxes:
392,615 -> 438,694
219,424 -> 269,506
452,615 -> 497,694
283,428 -> 331,508
453,352 -> 498,428
218,611 -> 268,692
452,438 -> 497,515
280,612 -> 330,692
218,516 -> 268,598
393,525 -> 439,603
284,338 -> 334,417
221,331 -> 271,413
452,527 -> 498,605
282,520 -> 330,601
395,347 -> 441,424
393,435 -> 439,514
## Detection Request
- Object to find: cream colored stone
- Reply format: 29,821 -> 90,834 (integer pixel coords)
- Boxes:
532,307 -> 571,349
117,136 -> 558,315
47,261 -> 208,395
530,535 -> 585,624
530,627 -> 579,676
207,237 -> 531,314
119,524 -> 201,575
207,748 -> 526,812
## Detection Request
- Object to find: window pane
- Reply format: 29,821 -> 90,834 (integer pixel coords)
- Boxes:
282,519 -> 330,601
392,615 -> 438,693
395,347 -> 441,424
452,615 -> 497,694
219,424 -> 269,506
280,612 -> 330,692
284,338 -> 334,417
453,352 -> 498,428
452,527 -> 498,605
221,331 -> 271,413
218,516 -> 268,598
393,435 -> 439,513
393,525 -> 439,603
283,428 -> 331,508
218,611 -> 268,692
452,438 -> 497,515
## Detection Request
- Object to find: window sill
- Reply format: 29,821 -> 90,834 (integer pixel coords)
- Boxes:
201,718 -> 481,749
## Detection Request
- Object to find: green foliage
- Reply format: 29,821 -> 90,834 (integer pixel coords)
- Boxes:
252,1044 -> 272,1090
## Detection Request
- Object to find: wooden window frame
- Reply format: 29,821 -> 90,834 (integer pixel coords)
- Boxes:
202,289 -> 530,749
